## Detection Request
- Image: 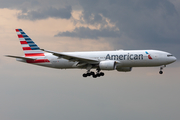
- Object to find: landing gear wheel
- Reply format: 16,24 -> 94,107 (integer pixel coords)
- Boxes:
92,74 -> 97,78
83,73 -> 87,77
159,71 -> 163,74
100,72 -> 104,76
159,65 -> 166,75
96,73 -> 101,77
87,73 -> 91,76
82,67 -> 104,78
90,71 -> 95,76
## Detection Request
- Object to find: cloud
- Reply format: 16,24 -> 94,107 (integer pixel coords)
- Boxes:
76,0 -> 180,42
0,0 -> 77,20
0,0 -> 40,9
17,6 -> 72,20
50,0 -> 180,44
55,27 -> 121,39
1,0 -> 180,58
1,1 -> 180,120
56,0 -> 180,58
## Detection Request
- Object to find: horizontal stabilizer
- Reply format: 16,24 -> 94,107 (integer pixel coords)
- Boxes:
5,55 -> 36,60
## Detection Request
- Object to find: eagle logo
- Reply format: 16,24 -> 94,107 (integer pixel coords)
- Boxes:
145,51 -> 152,59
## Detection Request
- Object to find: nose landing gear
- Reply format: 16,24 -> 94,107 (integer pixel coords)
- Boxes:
159,65 -> 166,74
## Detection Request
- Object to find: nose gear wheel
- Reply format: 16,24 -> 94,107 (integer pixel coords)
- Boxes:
159,65 -> 166,74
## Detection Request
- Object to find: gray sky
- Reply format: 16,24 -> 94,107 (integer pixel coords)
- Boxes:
0,0 -> 180,120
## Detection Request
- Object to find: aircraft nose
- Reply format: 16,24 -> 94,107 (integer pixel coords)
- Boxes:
166,54 -> 177,64
170,56 -> 177,63
173,56 -> 177,62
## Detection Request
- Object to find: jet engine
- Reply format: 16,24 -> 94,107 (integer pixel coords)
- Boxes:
116,67 -> 132,72
99,60 -> 116,70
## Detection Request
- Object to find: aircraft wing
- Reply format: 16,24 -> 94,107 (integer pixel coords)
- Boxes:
41,49 -> 99,64
5,55 -> 37,60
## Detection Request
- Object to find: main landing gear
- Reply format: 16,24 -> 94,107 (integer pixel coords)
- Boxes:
82,68 -> 105,78
159,65 -> 166,74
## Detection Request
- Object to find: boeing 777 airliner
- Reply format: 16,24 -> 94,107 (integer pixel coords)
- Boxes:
6,29 -> 177,78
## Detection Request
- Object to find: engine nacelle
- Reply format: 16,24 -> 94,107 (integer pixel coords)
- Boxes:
116,67 -> 132,72
99,60 -> 116,70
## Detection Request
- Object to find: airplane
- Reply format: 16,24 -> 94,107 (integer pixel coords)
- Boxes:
6,29 -> 177,78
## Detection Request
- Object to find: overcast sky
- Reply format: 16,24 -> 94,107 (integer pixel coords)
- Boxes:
0,0 -> 180,120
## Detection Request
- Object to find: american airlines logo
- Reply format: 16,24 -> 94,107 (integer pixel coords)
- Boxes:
146,51 -> 153,59
105,53 -> 144,60
105,51 -> 153,60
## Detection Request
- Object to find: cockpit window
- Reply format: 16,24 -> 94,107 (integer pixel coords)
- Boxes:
167,54 -> 173,57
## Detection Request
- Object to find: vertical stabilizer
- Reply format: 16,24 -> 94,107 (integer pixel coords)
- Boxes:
16,29 -> 45,57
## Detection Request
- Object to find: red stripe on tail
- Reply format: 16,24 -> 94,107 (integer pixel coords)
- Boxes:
20,41 -> 28,44
16,29 -> 20,32
23,47 -> 32,50
18,35 -> 23,38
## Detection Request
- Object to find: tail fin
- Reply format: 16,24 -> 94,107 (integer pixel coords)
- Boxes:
15,29 -> 45,57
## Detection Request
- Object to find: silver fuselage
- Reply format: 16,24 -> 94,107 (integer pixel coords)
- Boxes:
17,50 -> 176,70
